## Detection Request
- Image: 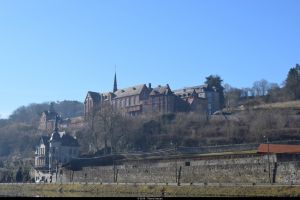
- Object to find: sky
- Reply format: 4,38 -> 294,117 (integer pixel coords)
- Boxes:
0,0 -> 299,118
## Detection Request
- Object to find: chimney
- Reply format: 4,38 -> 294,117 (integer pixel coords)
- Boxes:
148,83 -> 151,89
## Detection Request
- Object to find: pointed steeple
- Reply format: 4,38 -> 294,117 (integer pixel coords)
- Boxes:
113,67 -> 118,92
50,114 -> 60,142
54,114 -> 59,132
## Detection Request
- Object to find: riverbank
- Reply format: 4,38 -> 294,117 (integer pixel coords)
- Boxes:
1,183 -> 300,197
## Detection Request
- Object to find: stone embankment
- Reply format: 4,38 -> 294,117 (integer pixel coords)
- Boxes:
61,151 -> 300,185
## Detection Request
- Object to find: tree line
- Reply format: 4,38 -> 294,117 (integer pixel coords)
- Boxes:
224,64 -> 300,110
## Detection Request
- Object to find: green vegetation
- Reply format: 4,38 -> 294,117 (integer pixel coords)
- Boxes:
1,183 -> 300,197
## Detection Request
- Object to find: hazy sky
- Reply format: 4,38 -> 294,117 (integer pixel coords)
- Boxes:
0,0 -> 299,118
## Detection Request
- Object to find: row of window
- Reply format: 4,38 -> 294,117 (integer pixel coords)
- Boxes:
36,148 -> 45,155
113,95 -> 139,108
35,158 -> 45,166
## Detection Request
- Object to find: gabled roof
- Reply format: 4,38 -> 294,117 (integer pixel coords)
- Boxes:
61,133 -> 79,147
257,144 -> 300,154
114,84 -> 146,98
150,85 -> 173,96
50,129 -> 61,142
86,91 -> 101,102
49,130 -> 79,147
40,136 -> 50,147
173,85 -> 207,96
100,92 -> 115,100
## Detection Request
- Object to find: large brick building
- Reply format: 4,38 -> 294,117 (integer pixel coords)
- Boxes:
84,73 -> 220,119
39,103 -> 86,133
38,103 -> 59,132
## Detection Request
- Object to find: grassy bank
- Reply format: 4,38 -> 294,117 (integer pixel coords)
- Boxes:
1,183 -> 300,197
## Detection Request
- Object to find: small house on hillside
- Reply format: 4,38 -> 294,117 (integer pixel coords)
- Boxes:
34,115 -> 80,183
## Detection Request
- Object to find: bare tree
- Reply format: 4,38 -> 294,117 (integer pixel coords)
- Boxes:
259,79 -> 269,96
92,104 -> 130,154
252,79 -> 270,96
85,104 -> 100,153
224,83 -> 242,110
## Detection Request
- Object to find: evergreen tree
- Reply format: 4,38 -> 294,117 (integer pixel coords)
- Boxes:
285,64 -> 300,100
205,75 -> 225,108
15,167 -> 23,182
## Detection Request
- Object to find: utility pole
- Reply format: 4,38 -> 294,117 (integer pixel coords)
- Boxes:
264,136 -> 271,184
174,142 -> 178,184
267,138 -> 271,184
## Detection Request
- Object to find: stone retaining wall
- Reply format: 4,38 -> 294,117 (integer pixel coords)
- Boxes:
61,153 -> 294,184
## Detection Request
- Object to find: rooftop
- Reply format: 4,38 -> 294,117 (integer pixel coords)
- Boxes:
257,144 -> 300,154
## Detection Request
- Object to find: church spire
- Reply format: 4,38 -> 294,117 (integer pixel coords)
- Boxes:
54,114 -> 59,132
113,67 -> 118,92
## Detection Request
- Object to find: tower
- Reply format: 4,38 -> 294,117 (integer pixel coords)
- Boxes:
113,70 -> 118,93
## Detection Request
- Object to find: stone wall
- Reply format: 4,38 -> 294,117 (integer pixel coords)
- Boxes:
177,143 -> 259,154
61,153 -> 291,184
276,161 -> 300,184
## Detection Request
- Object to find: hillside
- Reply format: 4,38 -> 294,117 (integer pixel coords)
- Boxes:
1,98 -> 300,182
254,100 -> 300,110
0,101 -> 84,182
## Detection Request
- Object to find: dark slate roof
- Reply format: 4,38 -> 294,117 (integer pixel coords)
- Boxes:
40,136 -> 50,147
87,91 -> 101,103
61,134 -> 79,147
149,85 -> 173,96
49,131 -> 79,147
113,84 -> 146,98
50,129 -> 61,142
173,85 -> 208,96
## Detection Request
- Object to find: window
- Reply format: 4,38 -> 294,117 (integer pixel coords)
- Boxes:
126,98 -> 129,106
185,161 -> 190,166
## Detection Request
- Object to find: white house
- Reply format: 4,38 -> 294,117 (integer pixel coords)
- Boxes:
34,116 -> 80,183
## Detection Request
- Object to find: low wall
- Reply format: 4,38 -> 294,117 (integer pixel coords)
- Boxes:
61,153 -> 293,184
